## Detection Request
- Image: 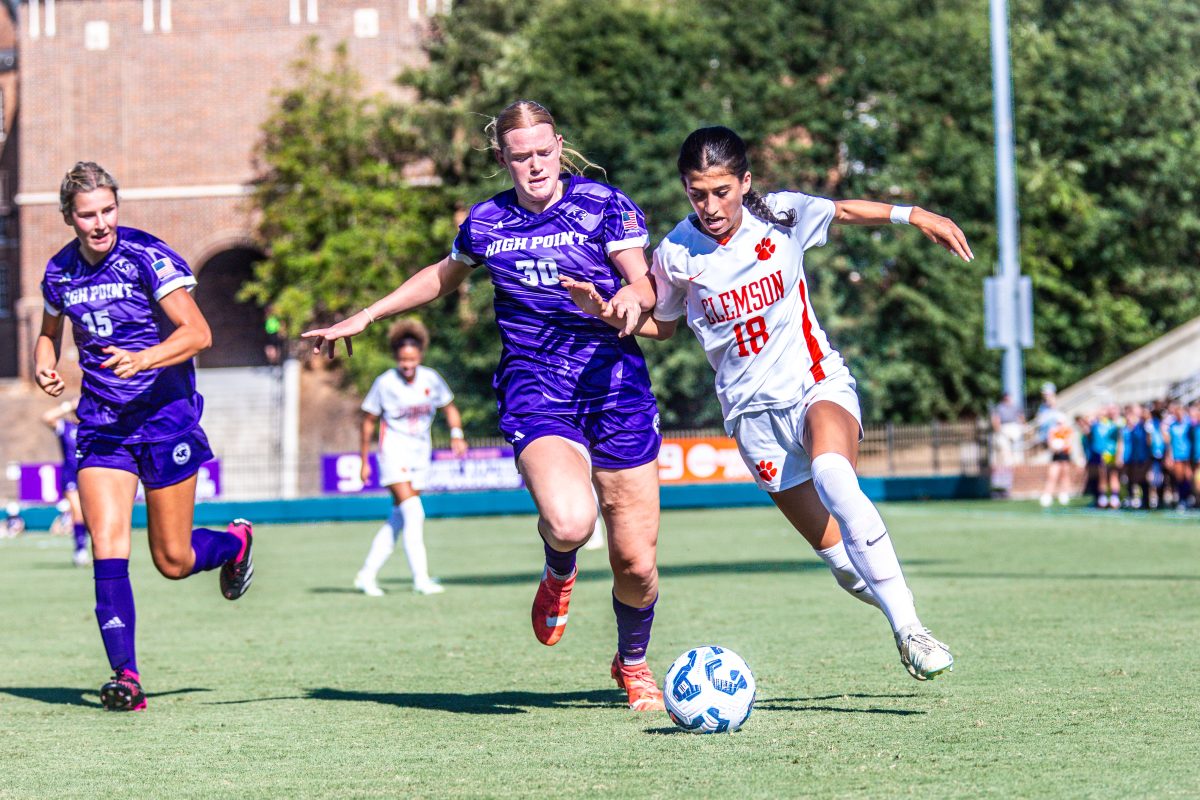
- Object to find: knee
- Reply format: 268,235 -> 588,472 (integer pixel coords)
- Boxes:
540,510 -> 596,550
609,548 -> 657,587
152,549 -> 192,580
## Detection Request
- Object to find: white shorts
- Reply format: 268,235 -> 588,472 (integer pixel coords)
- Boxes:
731,366 -> 863,493
377,437 -> 432,490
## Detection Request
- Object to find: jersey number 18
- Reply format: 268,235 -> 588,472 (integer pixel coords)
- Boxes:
733,315 -> 769,357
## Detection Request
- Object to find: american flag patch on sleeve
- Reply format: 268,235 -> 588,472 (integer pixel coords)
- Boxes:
619,210 -> 639,232
151,258 -> 178,279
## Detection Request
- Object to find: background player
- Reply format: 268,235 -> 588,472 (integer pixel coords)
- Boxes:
41,398 -> 89,565
354,319 -> 466,597
304,101 -> 666,711
32,162 -> 254,712
566,126 -> 971,681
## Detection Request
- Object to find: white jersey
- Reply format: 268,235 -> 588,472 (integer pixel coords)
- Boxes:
361,365 -> 454,447
651,191 -> 845,433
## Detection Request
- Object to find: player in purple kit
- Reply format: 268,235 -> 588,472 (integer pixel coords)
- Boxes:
304,100 -> 665,711
32,162 -> 255,712
41,398 -> 89,566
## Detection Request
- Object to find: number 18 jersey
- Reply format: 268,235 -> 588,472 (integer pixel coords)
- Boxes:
651,191 -> 845,433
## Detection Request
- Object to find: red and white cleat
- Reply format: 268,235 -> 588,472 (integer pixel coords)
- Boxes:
531,566 -> 576,646
611,653 -> 665,712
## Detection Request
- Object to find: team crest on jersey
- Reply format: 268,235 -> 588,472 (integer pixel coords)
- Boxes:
172,442 -> 192,465
754,238 -> 775,261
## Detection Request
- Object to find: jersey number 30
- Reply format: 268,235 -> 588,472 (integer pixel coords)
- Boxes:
733,315 -> 769,357
516,258 -> 560,287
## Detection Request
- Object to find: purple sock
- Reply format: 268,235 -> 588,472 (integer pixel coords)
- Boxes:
613,593 -> 657,665
189,527 -> 241,574
543,539 -> 580,579
73,522 -> 88,553
94,559 -> 137,675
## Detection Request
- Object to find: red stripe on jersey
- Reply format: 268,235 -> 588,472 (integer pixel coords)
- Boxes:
796,277 -> 825,382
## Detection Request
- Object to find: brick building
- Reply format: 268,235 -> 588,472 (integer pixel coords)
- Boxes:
5,0 -> 443,377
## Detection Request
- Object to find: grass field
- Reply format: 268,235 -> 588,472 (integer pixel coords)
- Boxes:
2,501 -> 1198,799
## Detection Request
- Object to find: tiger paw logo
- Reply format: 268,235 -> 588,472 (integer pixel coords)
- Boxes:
756,460 -> 777,481
754,237 -> 775,261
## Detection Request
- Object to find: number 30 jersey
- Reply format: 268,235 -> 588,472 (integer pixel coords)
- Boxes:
651,192 -> 845,434
451,175 -> 654,415
41,227 -> 202,443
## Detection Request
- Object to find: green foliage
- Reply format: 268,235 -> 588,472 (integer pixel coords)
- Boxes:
250,2 -> 1200,427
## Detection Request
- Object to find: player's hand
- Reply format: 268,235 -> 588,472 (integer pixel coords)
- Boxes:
910,208 -> 975,262
35,367 -> 65,397
608,285 -> 645,338
360,459 -> 371,484
100,346 -> 151,379
560,277 -> 611,318
450,437 -> 469,458
301,312 -> 369,359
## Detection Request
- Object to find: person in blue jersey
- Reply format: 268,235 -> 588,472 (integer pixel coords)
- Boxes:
304,101 -> 666,710
1090,405 -> 1122,509
1163,403 -> 1192,509
1117,404 -> 1151,509
41,398 -> 89,565
32,162 -> 255,712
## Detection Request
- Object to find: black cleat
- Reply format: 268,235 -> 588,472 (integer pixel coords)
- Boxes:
100,669 -> 146,711
220,519 -> 254,600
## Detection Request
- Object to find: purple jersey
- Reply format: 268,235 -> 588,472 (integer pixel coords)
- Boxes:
451,176 -> 654,415
41,227 -> 202,443
55,419 -> 79,472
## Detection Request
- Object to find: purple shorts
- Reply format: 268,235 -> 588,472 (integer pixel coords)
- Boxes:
500,403 -> 661,470
78,426 -> 214,489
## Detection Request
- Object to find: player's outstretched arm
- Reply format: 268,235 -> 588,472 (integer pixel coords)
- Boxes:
302,256 -> 472,359
33,311 -> 66,398
833,199 -> 974,262
560,276 -> 676,340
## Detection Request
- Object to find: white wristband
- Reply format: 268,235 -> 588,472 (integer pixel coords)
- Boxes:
361,307 -> 376,323
890,205 -> 914,225
449,427 -> 465,440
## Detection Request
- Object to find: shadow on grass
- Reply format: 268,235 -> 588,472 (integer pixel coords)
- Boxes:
755,692 -> 925,716
0,686 -> 210,707
385,559 -> 944,588
910,570 -> 1200,582
303,687 -> 620,715
308,587 -> 366,595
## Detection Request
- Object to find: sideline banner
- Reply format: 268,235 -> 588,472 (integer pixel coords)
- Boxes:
13,460 -> 222,502
658,436 -> 752,484
322,447 -> 523,494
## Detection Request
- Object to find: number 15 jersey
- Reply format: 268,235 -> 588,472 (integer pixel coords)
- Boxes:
651,192 -> 845,434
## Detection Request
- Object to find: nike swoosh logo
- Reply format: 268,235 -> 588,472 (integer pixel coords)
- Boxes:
866,533 -> 887,546
687,270 -> 705,282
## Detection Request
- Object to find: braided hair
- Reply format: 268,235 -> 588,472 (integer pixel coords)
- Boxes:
676,127 -> 796,228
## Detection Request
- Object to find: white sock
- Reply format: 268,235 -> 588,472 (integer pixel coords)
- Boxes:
400,496 -> 430,585
814,541 -> 879,608
361,505 -> 404,577
810,453 -> 919,633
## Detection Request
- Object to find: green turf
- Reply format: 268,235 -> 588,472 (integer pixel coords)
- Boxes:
2,501 -> 1198,799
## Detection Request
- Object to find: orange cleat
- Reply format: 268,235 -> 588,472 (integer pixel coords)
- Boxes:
531,567 -> 576,646
611,653 -> 665,712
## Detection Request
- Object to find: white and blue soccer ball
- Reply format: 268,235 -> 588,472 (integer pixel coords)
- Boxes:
663,645 -> 756,733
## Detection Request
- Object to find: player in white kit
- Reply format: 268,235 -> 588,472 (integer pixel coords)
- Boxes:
565,126 -> 973,680
354,320 -> 467,596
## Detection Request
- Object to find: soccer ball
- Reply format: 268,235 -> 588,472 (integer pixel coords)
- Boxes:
662,645 -> 756,733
